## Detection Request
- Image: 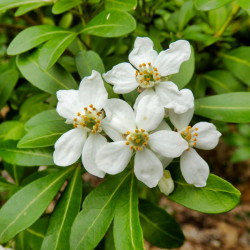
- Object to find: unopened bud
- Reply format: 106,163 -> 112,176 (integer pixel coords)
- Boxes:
158,170 -> 174,196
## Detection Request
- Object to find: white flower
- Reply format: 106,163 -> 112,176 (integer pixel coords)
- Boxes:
53,70 -> 108,178
158,170 -> 175,196
103,37 -> 194,114
169,108 -> 222,187
96,95 -> 188,188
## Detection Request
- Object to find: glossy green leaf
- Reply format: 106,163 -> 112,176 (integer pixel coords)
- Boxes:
113,174 -> 144,250
0,68 -> 19,108
0,0 -> 48,11
194,0 -> 233,11
81,10 -> 136,37
70,171 -> 132,250
0,167 -> 74,243
0,177 -> 19,192
188,75 -> 206,98
0,140 -> 54,166
75,50 -> 105,78
7,25 -> 71,55
17,50 -> 77,95
25,109 -> 63,130
195,92 -> 250,123
15,217 -> 49,250
105,0 -> 137,11
41,167 -> 82,250
18,121 -> 71,148
208,6 -> 228,33
15,2 -> 49,16
178,1 -> 194,31
0,121 -> 25,141
169,166 -> 241,214
221,47 -> 250,86
139,199 -> 185,248
52,0 -> 81,14
201,70 -> 243,94
38,32 -> 77,70
170,46 -> 195,89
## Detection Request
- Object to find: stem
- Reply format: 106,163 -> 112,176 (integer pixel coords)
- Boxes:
214,2 -> 240,37
0,23 -> 27,30
78,5 -> 86,27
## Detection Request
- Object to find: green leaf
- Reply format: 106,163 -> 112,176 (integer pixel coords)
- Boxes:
169,166 -> 241,214
0,167 -> 74,243
0,68 -> 19,108
25,109 -> 63,130
113,174 -> 144,250
70,171 -> 132,250
221,47 -> 250,86
0,140 -> 54,166
38,32 -> 77,70
15,217 -> 49,250
52,0 -> 82,14
178,1 -> 194,31
188,75 -> 206,98
15,2 -> 49,16
17,50 -> 78,95
170,46 -> 195,89
194,92 -> 250,123
7,25 -> 71,55
18,121 -> 71,148
105,0 -> 137,11
208,6 -> 228,33
0,177 -> 19,192
201,70 -> 243,94
139,199 -> 185,248
75,50 -> 105,78
231,146 -> 250,163
41,167 -> 82,250
239,0 -> 250,15
194,0 -> 233,11
0,121 -> 25,141
81,10 -> 136,37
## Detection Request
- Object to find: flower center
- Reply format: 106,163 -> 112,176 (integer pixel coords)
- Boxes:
180,126 -> 198,151
125,129 -> 149,151
73,104 -> 103,134
135,62 -> 161,88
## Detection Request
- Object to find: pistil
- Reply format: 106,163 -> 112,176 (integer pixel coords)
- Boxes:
125,129 -> 149,151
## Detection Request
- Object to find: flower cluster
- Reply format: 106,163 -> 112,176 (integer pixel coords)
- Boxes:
53,37 -> 221,195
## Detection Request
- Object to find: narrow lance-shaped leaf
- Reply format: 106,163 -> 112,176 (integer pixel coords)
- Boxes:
105,0 -> 137,11
0,167 -> 74,243
38,32 -> 77,70
17,50 -> 78,95
113,174 -> 144,250
18,121 -> 71,148
52,0 -> 82,14
194,0 -> 233,11
0,140 -> 54,166
0,121 -> 25,141
0,68 -> 19,109
41,167 -> 82,250
194,92 -> 250,123
139,199 -> 185,249
81,10 -> 136,37
70,171 -> 132,250
168,165 -> 241,214
7,25 -> 71,55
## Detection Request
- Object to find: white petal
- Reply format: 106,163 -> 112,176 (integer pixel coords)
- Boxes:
103,63 -> 138,94
134,148 -> 163,188
180,148 -> 209,187
136,94 -> 164,132
149,130 -> 188,158
133,88 -> 155,110
104,99 -> 136,134
97,141 -> 132,174
101,118 -> 123,141
158,170 -> 175,196
152,120 -> 172,133
156,153 -> 173,168
129,37 -> 158,69
82,133 -> 106,178
53,128 -> 87,166
156,82 -> 194,114
155,40 -> 191,76
56,90 -> 81,121
79,70 -> 108,110
169,107 -> 194,131
193,122 -> 221,150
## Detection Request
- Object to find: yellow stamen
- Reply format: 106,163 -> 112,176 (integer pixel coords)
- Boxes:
77,112 -> 81,116
195,128 -> 198,131
135,129 -> 139,133
194,133 -> 198,136
126,141 -> 130,145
